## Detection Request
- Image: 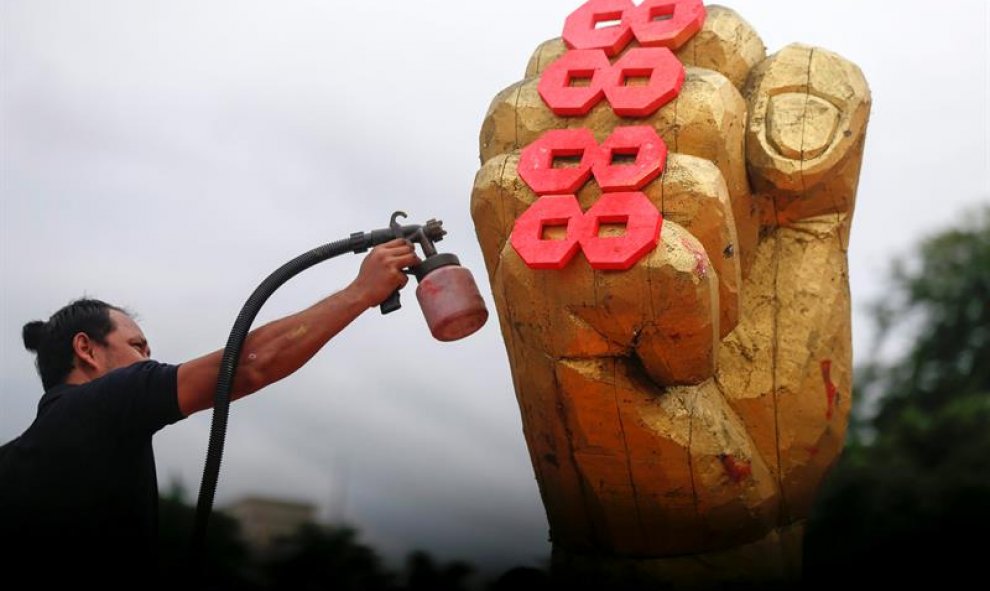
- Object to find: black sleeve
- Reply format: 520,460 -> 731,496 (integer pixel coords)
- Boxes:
98,360 -> 184,435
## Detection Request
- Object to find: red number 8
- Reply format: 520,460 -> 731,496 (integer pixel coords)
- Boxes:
511,192 -> 663,271
562,0 -> 707,55
538,47 -> 685,117
518,126 -> 668,194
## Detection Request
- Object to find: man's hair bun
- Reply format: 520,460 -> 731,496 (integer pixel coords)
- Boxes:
22,320 -> 47,352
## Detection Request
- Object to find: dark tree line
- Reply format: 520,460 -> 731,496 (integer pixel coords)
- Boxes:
157,482 -> 479,590
804,205 -> 990,586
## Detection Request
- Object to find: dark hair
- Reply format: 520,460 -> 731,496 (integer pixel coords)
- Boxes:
23,298 -> 125,390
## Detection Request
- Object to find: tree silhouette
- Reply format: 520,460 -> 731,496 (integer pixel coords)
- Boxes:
157,481 -> 482,590
263,523 -> 396,591
404,550 -> 474,591
804,205 -> 990,587
157,479 -> 256,588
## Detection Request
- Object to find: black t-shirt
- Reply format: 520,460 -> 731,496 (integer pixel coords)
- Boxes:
0,360 -> 185,582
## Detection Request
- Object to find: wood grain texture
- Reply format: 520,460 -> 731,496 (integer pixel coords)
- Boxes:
472,2 -> 870,583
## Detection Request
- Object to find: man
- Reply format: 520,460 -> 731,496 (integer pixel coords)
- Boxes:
0,239 -> 419,583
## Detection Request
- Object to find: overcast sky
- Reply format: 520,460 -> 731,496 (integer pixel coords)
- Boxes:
2,0 -> 988,573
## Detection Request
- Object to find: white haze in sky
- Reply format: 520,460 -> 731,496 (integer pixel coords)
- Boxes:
2,0 -> 987,573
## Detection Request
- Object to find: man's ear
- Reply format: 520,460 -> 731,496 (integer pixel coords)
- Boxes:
71,332 -> 100,371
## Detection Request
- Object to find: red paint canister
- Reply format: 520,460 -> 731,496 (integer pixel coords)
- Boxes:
414,254 -> 489,342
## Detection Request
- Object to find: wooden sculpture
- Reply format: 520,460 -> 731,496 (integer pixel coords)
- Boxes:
471,0 -> 870,585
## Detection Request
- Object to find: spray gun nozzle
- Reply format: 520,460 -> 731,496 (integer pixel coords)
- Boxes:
423,218 -> 446,243
382,211 -> 445,258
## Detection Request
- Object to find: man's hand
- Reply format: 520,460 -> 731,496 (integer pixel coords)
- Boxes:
348,238 -> 422,308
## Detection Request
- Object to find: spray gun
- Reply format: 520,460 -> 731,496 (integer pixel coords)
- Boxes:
371,211 -> 489,341
374,211 -> 448,315
190,212 -> 488,569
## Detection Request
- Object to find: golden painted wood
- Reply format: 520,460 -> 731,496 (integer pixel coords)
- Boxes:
472,3 -> 870,582
524,6 -> 766,92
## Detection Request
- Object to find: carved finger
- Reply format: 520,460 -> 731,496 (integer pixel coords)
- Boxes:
745,44 -> 871,224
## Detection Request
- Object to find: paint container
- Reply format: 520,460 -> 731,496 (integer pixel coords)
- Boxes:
414,254 -> 488,341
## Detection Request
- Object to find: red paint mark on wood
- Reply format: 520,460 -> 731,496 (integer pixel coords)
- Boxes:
679,237 -> 709,278
820,359 -> 838,420
692,250 -> 708,278
719,454 -> 752,483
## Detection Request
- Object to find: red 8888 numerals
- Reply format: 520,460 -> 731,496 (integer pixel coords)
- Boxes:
510,0 -> 705,271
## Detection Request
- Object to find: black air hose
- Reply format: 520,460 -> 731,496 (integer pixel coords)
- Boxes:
190,223 -> 429,569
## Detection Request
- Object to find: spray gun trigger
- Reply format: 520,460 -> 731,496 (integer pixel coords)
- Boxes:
380,211 -> 411,315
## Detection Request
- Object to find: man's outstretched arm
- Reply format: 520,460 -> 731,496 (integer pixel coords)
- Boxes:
176,238 -> 419,416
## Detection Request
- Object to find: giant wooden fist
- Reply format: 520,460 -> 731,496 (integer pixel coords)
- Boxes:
471,0 -> 870,583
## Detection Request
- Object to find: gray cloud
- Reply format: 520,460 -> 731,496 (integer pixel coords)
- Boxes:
3,0 -> 987,572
